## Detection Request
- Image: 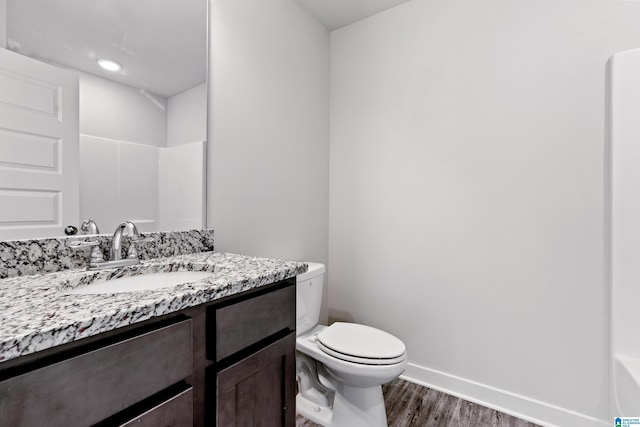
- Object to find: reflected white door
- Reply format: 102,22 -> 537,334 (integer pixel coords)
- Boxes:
0,48 -> 79,239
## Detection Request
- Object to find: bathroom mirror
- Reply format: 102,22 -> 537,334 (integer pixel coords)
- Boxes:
2,0 -> 208,238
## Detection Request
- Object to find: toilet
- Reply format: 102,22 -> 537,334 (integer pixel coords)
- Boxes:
296,263 -> 407,427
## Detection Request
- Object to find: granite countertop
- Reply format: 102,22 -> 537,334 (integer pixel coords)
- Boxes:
0,251 -> 307,363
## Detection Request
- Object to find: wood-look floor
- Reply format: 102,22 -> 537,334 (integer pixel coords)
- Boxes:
295,378 -> 540,427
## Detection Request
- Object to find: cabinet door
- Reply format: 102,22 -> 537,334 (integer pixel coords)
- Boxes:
216,333 -> 295,427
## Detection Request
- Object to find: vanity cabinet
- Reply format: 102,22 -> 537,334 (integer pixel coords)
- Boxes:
0,278 -> 297,427
209,284 -> 296,426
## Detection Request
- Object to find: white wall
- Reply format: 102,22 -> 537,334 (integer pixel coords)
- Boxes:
167,83 -> 206,147
329,0 -> 640,426
208,0 -> 330,316
79,71 -> 167,147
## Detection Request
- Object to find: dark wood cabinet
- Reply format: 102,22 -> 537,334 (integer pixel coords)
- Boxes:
118,387 -> 194,427
0,278 -> 297,427
210,285 -> 295,362
209,281 -> 296,427
215,331 -> 296,427
0,317 -> 193,427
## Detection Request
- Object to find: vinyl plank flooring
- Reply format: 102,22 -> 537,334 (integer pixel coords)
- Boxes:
295,378 -> 541,427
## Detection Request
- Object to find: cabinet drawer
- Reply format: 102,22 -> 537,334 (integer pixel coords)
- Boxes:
119,387 -> 193,427
211,284 -> 295,361
0,318 -> 193,427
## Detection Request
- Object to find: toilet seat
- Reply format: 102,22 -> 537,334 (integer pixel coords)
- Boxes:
316,322 -> 406,366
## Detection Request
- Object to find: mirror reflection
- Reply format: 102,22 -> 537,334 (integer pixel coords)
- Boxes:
2,0 -> 207,238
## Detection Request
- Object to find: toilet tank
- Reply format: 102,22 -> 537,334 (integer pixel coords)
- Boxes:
296,262 -> 325,335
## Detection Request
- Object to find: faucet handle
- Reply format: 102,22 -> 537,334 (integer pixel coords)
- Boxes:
131,236 -> 154,243
69,240 -> 105,263
127,236 -> 154,259
69,240 -> 99,249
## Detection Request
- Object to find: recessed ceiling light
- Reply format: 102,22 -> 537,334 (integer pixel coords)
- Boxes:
97,59 -> 122,72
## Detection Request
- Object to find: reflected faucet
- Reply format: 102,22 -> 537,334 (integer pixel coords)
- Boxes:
80,219 -> 100,235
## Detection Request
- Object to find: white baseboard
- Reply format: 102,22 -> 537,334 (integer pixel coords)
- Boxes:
401,363 -> 608,427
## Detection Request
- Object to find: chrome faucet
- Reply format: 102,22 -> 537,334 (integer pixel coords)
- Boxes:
70,220 -> 153,270
110,221 -> 141,261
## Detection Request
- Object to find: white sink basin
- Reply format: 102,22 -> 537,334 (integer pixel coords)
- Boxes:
67,271 -> 214,295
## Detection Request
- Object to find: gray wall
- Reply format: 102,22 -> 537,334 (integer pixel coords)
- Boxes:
207,0 -> 330,319
0,0 -> 6,49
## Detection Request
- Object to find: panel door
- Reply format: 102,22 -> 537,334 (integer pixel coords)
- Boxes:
0,48 -> 79,239
216,333 -> 296,427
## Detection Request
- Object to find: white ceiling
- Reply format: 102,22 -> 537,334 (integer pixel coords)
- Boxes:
4,0 -> 408,97
295,0 -> 411,31
6,0 -> 207,98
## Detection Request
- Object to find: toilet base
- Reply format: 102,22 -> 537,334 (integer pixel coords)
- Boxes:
296,382 -> 388,427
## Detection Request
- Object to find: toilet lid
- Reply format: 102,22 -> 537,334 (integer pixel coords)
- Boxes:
317,323 -> 406,364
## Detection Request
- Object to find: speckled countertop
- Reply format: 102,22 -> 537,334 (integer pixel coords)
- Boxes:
0,251 -> 307,363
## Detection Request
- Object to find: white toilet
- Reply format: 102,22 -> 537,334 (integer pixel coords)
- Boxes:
296,262 -> 407,427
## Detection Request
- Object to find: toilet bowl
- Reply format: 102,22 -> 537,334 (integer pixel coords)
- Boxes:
296,263 -> 407,427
